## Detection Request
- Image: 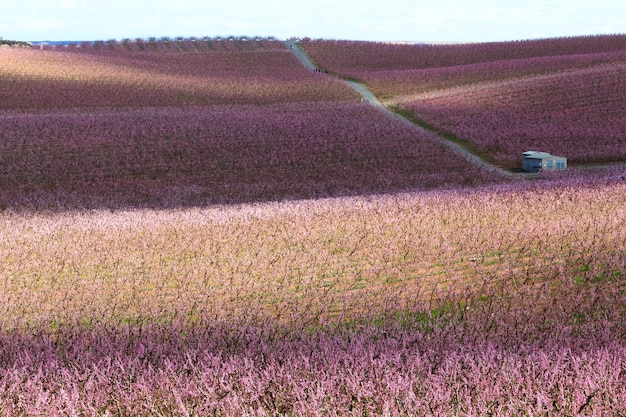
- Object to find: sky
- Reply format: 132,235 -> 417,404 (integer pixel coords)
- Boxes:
1,0 -> 625,43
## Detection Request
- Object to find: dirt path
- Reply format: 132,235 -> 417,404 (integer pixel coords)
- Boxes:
346,83 -> 514,178
285,40 -> 318,70
286,41 -> 515,179
285,42 -> 624,179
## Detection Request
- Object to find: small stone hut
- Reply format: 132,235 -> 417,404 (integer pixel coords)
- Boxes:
522,151 -> 567,173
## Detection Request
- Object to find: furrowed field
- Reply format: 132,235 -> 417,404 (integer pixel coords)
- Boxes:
0,37 -> 625,415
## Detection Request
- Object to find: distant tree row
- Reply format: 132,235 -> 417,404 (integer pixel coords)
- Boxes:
32,36 -> 283,52
0,39 -> 32,47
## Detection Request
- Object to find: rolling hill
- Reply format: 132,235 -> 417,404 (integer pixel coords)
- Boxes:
0,35 -> 624,415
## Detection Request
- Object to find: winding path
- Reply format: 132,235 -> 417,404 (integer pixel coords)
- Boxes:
285,40 -> 317,70
286,41 -> 515,179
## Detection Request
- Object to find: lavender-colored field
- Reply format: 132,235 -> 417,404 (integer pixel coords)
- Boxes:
1,37 -> 625,415
0,101 -> 503,211
0,41 -> 357,109
347,50 -> 626,99
1,40 -> 504,211
301,35 -> 626,78
1,175 -> 625,415
399,63 -> 626,167
302,35 -> 626,168
1,319 -> 625,416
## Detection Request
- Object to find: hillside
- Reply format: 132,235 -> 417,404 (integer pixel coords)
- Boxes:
302,35 -> 626,168
0,39 -> 505,211
398,63 -> 626,167
0,40 -> 357,109
0,36 -> 624,415
301,35 -> 626,78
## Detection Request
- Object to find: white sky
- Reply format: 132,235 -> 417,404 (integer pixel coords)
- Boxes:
1,0 -> 625,43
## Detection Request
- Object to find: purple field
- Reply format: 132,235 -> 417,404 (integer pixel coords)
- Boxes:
398,63 -> 626,167
301,35 -> 626,79
0,38 -> 504,211
0,174 -> 625,415
0,36 -> 625,415
0,40 -> 358,109
0,102 -> 503,211
302,35 -> 626,168
2,315 -> 625,415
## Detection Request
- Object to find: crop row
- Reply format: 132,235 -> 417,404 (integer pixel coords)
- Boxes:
0,174 -> 624,414
354,49 -> 626,98
398,62 -> 626,167
0,46 -> 357,109
0,101 -> 503,211
301,34 -> 626,75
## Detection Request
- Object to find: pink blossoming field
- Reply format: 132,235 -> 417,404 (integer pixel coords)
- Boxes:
0,36 -> 625,415
1,39 -> 357,109
302,35 -> 626,168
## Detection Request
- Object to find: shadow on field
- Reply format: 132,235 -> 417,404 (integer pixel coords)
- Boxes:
0,103 -> 503,212
0,156 -> 498,212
